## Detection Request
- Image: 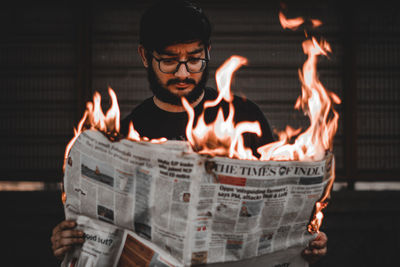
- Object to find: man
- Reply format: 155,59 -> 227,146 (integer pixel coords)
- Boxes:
51,0 -> 327,264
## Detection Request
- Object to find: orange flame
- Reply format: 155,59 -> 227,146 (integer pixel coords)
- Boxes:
127,121 -> 140,141
182,55 -> 262,160
63,110 -> 87,173
308,155 -> 335,233
258,15 -> 341,162
311,19 -> 323,28
63,11 -> 339,233
279,11 -> 304,30
266,11 -> 340,233
181,12 -> 339,233
279,11 -> 323,31
63,87 -> 164,173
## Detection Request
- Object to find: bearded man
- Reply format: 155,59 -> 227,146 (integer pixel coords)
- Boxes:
51,0 -> 327,264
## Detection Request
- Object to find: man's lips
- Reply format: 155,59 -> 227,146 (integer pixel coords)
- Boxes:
175,83 -> 192,89
167,78 -> 196,91
177,82 -> 189,87
167,79 -> 196,89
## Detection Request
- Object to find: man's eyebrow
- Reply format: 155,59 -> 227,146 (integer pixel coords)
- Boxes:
188,48 -> 204,55
159,47 -> 204,56
159,50 -> 178,56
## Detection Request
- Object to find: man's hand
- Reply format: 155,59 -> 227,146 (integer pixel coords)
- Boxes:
51,220 -> 85,260
302,231 -> 328,264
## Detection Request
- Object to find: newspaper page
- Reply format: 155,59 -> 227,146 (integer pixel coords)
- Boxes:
63,130 -> 333,266
62,213 -> 183,267
187,156 -> 332,266
61,213 -> 124,267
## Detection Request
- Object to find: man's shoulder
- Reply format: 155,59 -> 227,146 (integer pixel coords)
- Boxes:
121,97 -> 154,135
131,97 -> 155,114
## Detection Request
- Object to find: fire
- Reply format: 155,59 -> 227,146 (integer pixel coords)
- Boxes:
278,11 -> 322,31
258,12 -> 341,162
63,10 -> 339,233
181,11 -> 340,233
278,12 -> 304,30
308,154 -> 335,233
182,55 -> 262,160
62,87 -> 166,202
273,11 -> 340,233
63,87 -> 163,173
257,35 -> 340,162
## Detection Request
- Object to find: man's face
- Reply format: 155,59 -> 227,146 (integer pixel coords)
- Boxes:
145,41 -> 209,105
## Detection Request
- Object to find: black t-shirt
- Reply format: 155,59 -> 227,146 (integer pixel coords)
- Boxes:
121,88 -> 274,157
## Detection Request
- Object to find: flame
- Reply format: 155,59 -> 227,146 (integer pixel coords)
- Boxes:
63,11 -> 339,232
63,110 -> 88,172
150,137 -> 168,144
182,55 -> 262,160
258,13 -> 341,162
310,19 -> 323,28
127,121 -> 140,141
181,11 -> 339,233
63,87 -> 166,174
279,11 -> 323,31
84,87 -> 121,136
279,11 -> 304,30
203,56 -> 247,108
264,11 -> 340,233
308,155 -> 335,233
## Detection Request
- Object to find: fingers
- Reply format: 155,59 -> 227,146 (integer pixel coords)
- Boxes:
55,235 -> 85,248
302,231 -> 328,264
314,231 -> 328,242
51,229 -> 84,249
310,239 -> 326,249
302,247 -> 327,264
303,246 -> 327,256
51,220 -> 85,260
52,220 -> 77,235
51,233 -> 84,259
301,253 -> 316,264
60,229 -> 84,239
53,245 -> 73,260
309,231 -> 328,249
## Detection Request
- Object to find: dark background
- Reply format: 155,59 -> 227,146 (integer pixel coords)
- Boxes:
0,0 -> 399,266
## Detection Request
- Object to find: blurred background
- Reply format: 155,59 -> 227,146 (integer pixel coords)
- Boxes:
0,0 -> 399,266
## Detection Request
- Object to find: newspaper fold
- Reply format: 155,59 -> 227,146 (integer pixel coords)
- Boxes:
63,130 -> 333,266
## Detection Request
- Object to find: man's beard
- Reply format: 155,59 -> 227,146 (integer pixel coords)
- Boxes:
146,64 -> 208,106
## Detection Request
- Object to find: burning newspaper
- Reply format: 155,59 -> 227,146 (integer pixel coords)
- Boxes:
62,130 -> 334,266
61,10 -> 338,267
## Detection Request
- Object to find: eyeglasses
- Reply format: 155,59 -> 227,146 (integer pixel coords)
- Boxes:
152,56 -> 209,74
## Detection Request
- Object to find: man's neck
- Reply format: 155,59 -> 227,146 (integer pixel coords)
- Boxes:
153,90 -> 205,113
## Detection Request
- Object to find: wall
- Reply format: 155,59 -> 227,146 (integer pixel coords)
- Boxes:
1,0 -> 399,266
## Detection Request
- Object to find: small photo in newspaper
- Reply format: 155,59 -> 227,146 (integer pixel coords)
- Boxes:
117,232 -> 182,267
98,204 -> 114,223
239,200 -> 263,218
81,153 -> 115,187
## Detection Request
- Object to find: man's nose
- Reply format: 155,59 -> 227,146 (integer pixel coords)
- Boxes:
174,62 -> 190,79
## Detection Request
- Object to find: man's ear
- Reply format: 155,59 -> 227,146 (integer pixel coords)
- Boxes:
206,44 -> 211,59
138,45 -> 149,68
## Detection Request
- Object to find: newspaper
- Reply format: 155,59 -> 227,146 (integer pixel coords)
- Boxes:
62,130 -> 334,266
62,213 -> 183,267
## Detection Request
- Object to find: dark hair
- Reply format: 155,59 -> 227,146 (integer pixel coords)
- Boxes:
139,0 -> 212,53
